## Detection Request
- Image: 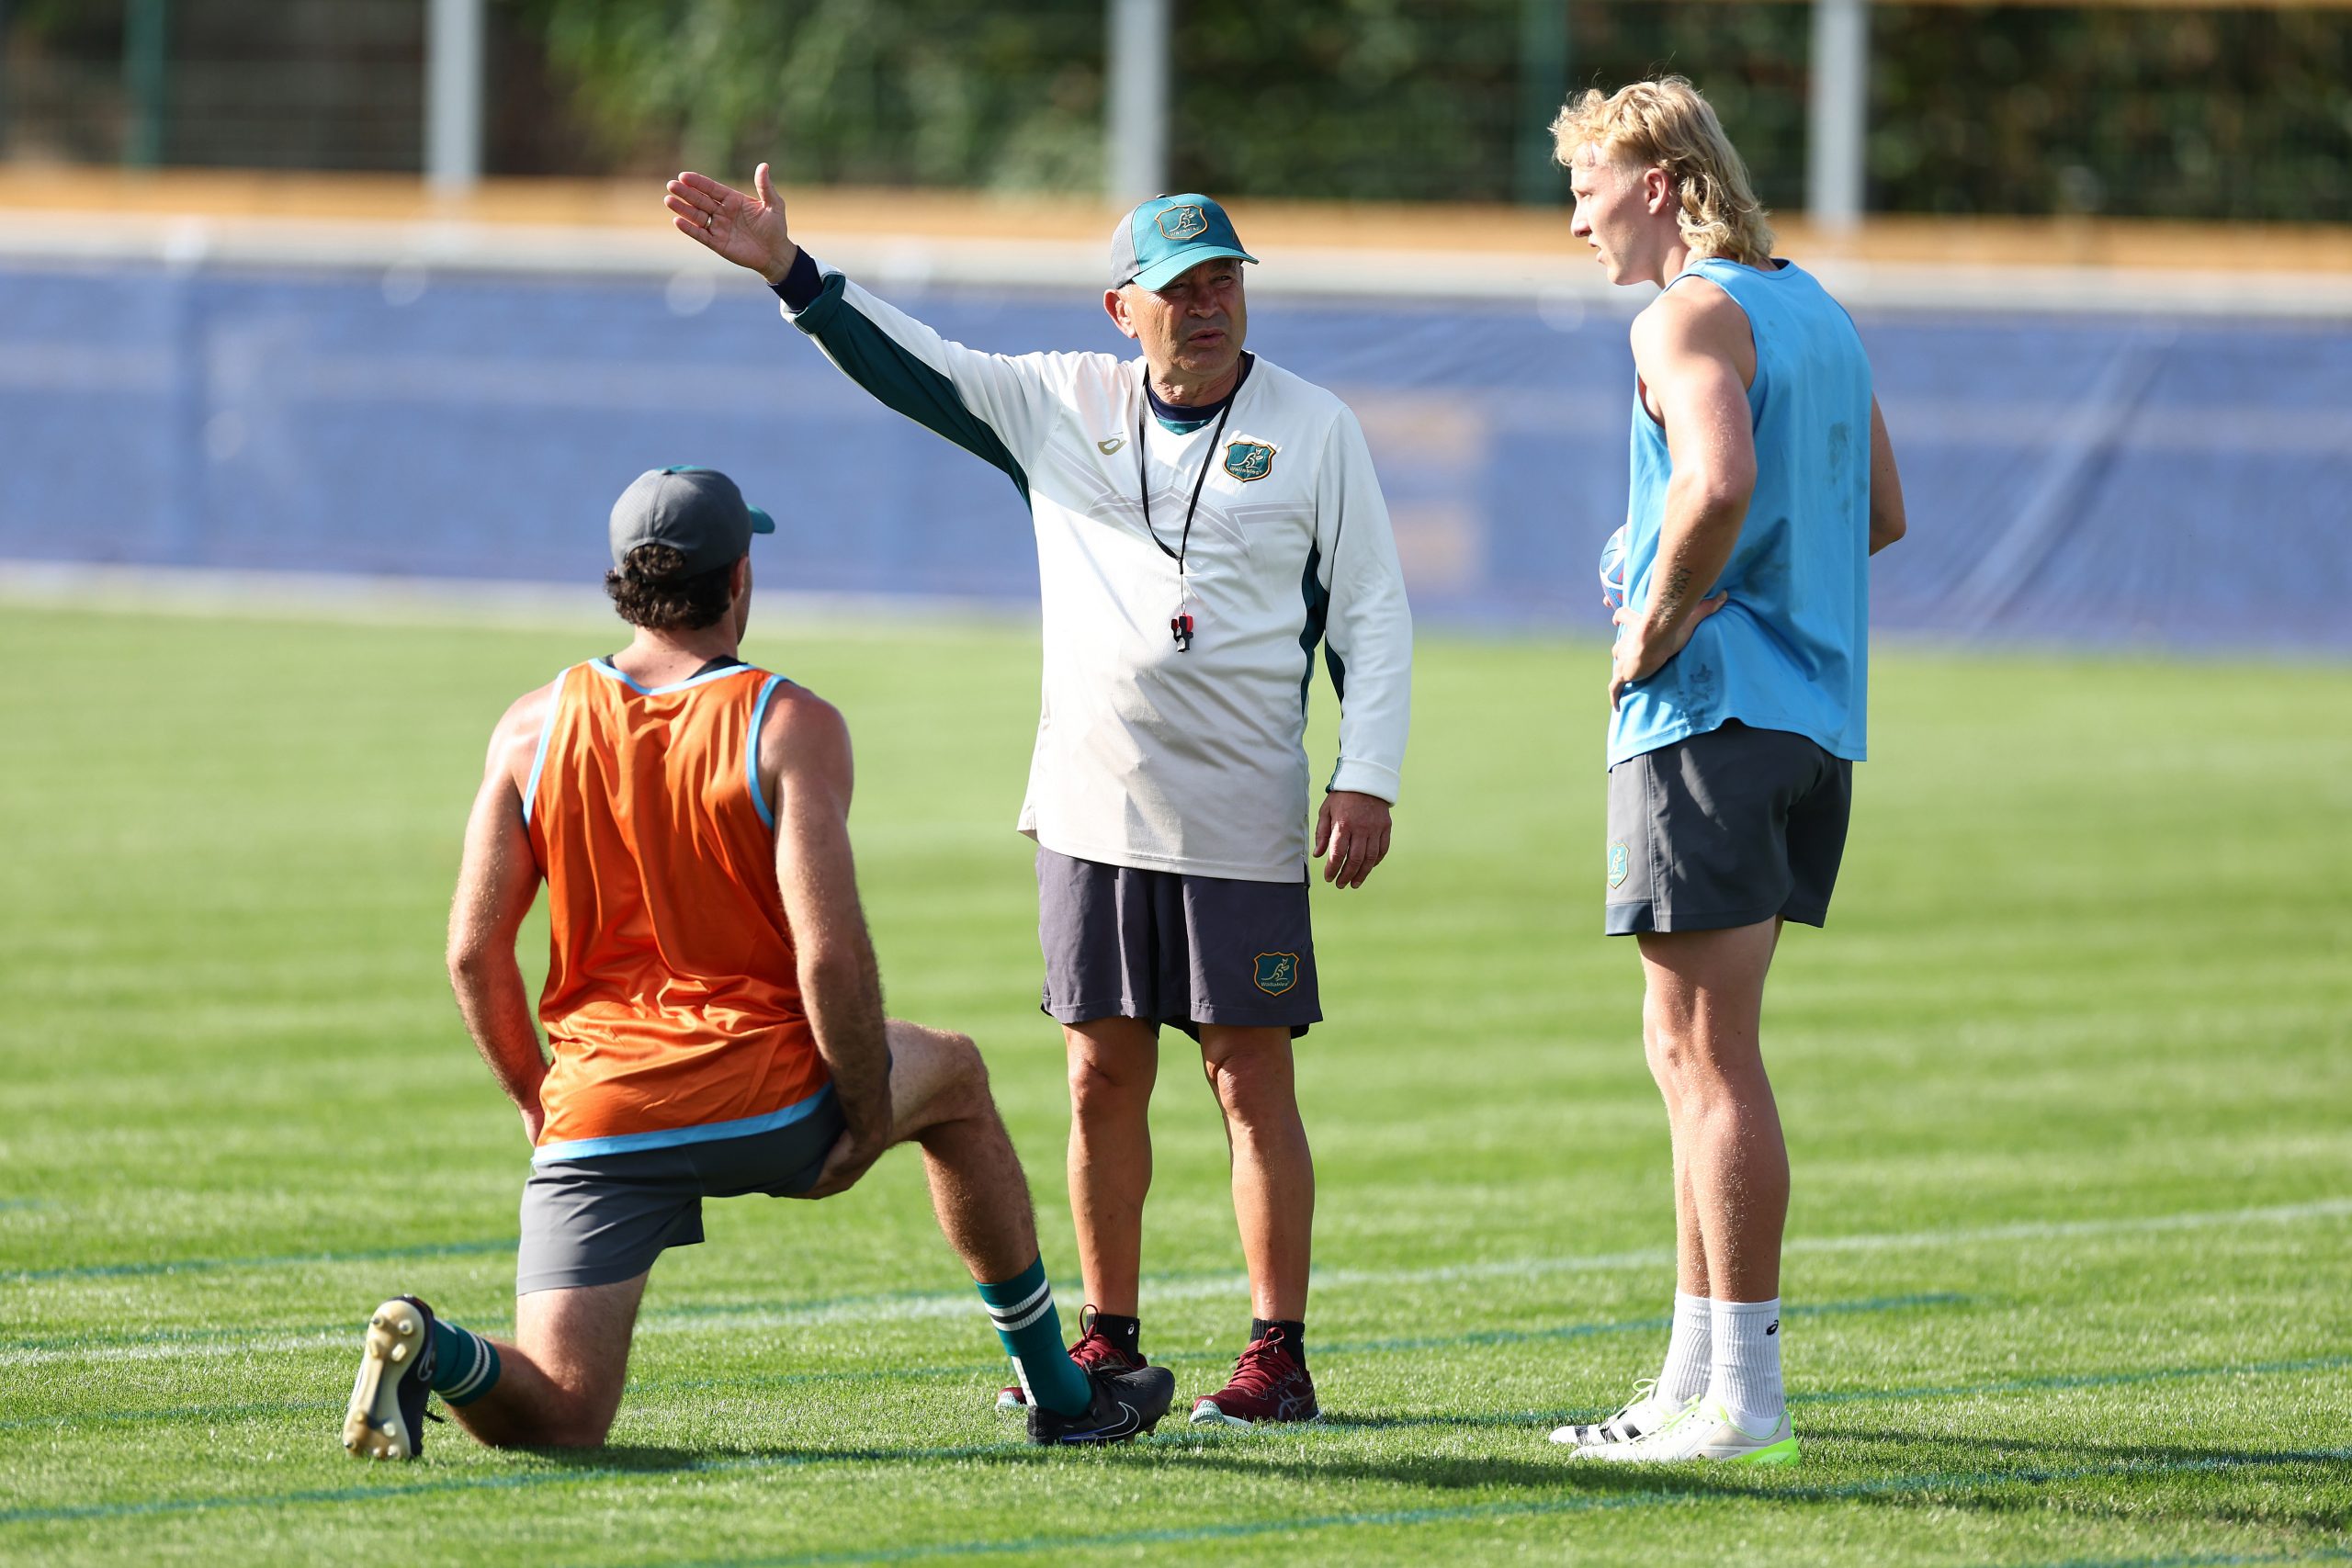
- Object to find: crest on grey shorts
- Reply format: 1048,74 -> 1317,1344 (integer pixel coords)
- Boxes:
1608,841 -> 1630,889
1253,952 -> 1299,995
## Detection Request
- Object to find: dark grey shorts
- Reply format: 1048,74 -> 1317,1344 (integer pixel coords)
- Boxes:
1606,720 -> 1853,936
1036,847 -> 1319,1039
514,1089 -> 845,1295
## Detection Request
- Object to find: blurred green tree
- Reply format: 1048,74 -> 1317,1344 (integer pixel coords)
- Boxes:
4,0 -> 2345,220
514,0 -> 1105,188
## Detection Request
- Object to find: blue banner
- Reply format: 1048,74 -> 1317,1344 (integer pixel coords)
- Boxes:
3,258 -> 2344,651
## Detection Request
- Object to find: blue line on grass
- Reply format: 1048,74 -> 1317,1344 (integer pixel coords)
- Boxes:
3,1238 -> 515,1284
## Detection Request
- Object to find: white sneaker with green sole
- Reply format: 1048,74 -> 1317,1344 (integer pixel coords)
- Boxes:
1576,1397 -> 1799,1466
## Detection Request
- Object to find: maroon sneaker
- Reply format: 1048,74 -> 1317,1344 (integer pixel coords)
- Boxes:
995,1306 -> 1149,1412
1188,1327 -> 1320,1427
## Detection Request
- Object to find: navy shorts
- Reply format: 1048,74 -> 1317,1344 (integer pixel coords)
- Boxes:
514,1089 -> 845,1295
1036,847 -> 1319,1039
1605,720 -> 1853,935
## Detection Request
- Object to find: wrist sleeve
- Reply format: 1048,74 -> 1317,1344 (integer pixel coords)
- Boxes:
769,250 -> 824,311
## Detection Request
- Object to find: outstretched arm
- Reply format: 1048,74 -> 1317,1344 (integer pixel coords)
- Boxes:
666,162 -> 1056,492
1611,287 -> 1754,708
764,691 -> 892,1199
447,689 -> 552,1145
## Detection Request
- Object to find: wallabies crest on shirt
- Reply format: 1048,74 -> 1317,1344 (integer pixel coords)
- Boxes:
1253,952 -> 1299,995
1224,440 -> 1276,482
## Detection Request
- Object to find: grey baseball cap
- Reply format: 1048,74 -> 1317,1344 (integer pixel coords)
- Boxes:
608,466 -> 774,574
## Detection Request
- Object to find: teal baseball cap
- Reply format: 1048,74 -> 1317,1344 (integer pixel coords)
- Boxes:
1111,194 -> 1258,291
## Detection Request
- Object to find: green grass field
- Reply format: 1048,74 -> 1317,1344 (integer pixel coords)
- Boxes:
4,600 -> 2348,1567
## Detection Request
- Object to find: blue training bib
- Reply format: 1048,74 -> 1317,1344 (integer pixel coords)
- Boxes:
1608,257 -> 1874,767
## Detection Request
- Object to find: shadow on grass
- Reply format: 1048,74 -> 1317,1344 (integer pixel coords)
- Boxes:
11,1423 -> 2343,1540
1816,1427 -> 2351,1472
533,1427 -> 2352,1554
526,1443 -> 709,1472
1317,1406 -> 1579,1433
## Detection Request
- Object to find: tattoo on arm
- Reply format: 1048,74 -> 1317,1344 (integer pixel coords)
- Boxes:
1653,563 -> 1694,621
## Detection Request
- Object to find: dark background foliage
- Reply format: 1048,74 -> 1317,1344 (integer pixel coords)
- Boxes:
5,0 -> 2346,220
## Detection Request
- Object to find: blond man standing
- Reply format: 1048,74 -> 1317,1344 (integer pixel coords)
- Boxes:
1546,78 -> 1907,1465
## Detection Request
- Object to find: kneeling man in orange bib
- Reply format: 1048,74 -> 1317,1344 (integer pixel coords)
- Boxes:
342,467 -> 1172,1457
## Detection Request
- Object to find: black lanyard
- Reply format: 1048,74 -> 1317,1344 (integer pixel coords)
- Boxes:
1136,389 -> 1237,652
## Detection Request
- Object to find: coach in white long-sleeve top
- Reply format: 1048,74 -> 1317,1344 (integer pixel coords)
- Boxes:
668,166 -> 1412,1427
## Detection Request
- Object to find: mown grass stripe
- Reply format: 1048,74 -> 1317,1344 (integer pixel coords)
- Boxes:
0,1283 -> 1958,1362
10,1194 -> 2345,1293
4,1438 -> 2343,1536
1314,1353 -> 2352,1434
641,1464 -> 2352,1568
1792,1354 -> 2352,1406
1996,1551 -> 2352,1568
0,1293 -> 1968,1431
2,1237 -> 515,1284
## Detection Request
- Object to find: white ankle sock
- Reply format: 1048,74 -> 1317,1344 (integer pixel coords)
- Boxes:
1657,1292 -> 1713,1406
1706,1296 -> 1784,1427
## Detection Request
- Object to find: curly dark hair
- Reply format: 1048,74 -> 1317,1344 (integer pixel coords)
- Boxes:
605,543 -> 737,629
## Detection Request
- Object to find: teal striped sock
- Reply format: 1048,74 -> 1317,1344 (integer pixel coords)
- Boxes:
978,1258 -> 1091,1417
428,1318 -> 503,1407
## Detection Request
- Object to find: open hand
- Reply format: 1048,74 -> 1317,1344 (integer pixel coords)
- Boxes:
1314,790 -> 1393,889
665,163 -> 798,284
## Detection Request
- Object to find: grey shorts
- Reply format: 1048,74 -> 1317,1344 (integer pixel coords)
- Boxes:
1606,720 -> 1853,935
1037,847 -> 1319,1039
514,1089 -> 845,1295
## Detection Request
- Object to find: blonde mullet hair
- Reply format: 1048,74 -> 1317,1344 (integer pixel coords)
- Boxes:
1550,76 -> 1776,267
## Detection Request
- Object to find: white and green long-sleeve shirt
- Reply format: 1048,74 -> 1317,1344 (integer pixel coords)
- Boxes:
777,258 -> 1412,884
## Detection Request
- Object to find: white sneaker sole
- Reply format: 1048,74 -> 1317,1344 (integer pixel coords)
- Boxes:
1574,1429 -> 1801,1466
341,1299 -> 426,1461
1187,1400 -> 1323,1428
